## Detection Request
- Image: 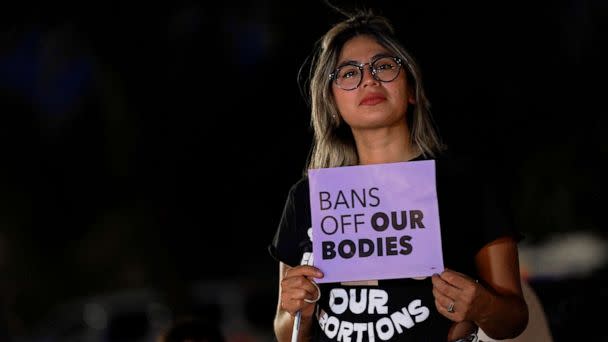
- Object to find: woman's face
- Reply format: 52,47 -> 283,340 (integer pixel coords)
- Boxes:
331,35 -> 414,130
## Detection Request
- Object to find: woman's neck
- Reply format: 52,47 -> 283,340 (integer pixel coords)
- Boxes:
353,125 -> 419,165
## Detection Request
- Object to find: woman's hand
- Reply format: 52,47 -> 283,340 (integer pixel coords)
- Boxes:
431,269 -> 491,322
280,265 -> 323,317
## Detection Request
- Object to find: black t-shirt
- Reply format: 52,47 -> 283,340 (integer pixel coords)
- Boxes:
269,153 -> 518,341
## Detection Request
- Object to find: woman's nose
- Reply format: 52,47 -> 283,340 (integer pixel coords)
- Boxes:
361,66 -> 379,86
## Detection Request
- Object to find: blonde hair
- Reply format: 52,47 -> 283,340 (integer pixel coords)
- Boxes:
301,9 -> 445,171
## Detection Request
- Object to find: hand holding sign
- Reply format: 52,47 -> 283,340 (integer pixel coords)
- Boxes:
280,264 -> 323,317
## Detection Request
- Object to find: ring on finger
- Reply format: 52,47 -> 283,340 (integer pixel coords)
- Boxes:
304,281 -> 321,303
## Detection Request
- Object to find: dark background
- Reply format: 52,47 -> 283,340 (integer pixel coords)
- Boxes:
1,1 -> 606,341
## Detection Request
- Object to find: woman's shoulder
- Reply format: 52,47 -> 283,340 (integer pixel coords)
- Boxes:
283,175 -> 311,204
430,149 -> 489,180
289,175 -> 309,193
293,174 -> 309,188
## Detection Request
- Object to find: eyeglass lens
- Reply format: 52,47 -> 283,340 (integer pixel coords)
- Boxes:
334,57 -> 400,90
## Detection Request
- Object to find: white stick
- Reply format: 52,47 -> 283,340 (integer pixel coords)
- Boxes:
291,250 -> 314,342
291,311 -> 302,342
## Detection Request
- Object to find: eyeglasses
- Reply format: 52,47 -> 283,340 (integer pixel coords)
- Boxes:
329,56 -> 402,91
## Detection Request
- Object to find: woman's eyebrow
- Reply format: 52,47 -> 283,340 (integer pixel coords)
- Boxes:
336,53 -> 392,68
335,59 -> 360,68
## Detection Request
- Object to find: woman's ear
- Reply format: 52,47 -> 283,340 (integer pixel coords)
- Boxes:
408,95 -> 416,105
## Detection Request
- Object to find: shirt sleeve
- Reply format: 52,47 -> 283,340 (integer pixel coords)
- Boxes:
479,169 -> 524,245
268,179 -> 311,267
435,152 -> 523,275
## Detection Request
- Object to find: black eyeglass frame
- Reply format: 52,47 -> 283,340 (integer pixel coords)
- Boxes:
329,56 -> 403,91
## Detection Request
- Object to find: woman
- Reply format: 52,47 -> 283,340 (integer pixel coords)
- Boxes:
269,9 -> 528,342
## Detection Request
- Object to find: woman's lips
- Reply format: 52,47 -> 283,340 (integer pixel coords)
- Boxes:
360,95 -> 386,105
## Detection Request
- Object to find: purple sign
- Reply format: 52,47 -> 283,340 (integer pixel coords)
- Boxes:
308,160 -> 444,283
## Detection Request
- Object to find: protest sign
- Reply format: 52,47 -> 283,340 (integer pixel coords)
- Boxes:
309,160 -> 443,283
